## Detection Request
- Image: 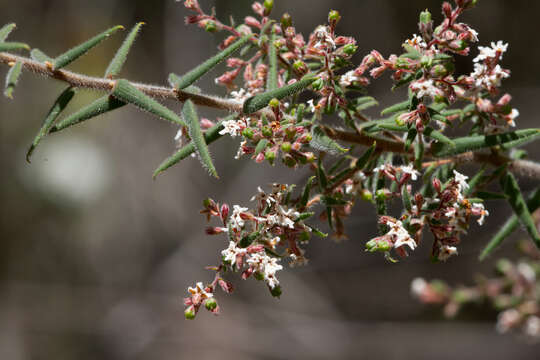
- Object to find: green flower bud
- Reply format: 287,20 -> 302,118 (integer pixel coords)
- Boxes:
419,9 -> 432,24
204,20 -> 217,33
262,126 -> 273,138
285,126 -> 297,139
204,298 -> 218,311
293,60 -> 307,73
299,231 -> 310,242
311,78 -> 324,91
343,44 -> 358,56
254,272 -> 264,281
365,238 -> 392,252
280,13 -> 293,29
265,150 -> 276,165
263,0 -> 274,15
376,189 -> 389,200
360,189 -> 373,202
283,154 -> 297,168
242,127 -> 254,139
269,98 -> 280,108
420,55 -> 433,68
269,285 -> 282,298
184,306 -> 196,320
328,10 -> 341,23
203,198 -> 212,207
281,142 -> 292,153
430,64 -> 448,77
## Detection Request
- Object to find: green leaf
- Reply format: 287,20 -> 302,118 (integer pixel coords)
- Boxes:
355,98 -> 379,111
266,30 -> 278,91
0,42 -> 30,52
243,75 -> 316,114
380,100 -> 409,116
4,61 -> 22,98
310,126 -> 348,155
153,118 -> 228,178
479,188 -> 540,261
431,129 -> 540,157
317,157 -> 328,191
105,22 -> 144,79
500,173 -> 540,247
26,87 -> 76,161
254,139 -> 269,156
404,128 -> 417,152
0,23 -> 16,42
356,142 -> 377,170
184,100 -> 218,178
170,35 -> 250,90
52,94 -> 126,132
30,49 -> 53,63
52,25 -> 123,70
112,79 -> 185,126
423,126 -> 454,147
300,175 -> 316,208
402,185 -> 412,212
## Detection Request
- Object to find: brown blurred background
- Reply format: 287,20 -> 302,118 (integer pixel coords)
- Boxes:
1,0 -> 540,359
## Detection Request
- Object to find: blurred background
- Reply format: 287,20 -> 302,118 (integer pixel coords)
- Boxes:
1,0 -> 540,359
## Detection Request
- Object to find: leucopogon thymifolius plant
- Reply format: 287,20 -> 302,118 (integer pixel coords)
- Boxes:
1,0 -> 540,338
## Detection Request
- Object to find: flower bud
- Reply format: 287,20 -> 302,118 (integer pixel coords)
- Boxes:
376,189 -> 389,200
280,13 -> 293,30
342,43 -> 358,56
419,9 -> 432,24
432,178 -> 442,192
220,204 -> 229,221
366,237 -> 392,252
262,126 -> 273,138
293,60 -> 308,74
184,305 -> 196,320
360,189 -> 373,202
442,2 -> 453,18
281,142 -> 292,153
430,64 -> 448,77
285,126 -> 297,139
269,98 -> 280,108
263,0 -> 274,16
218,279 -> 234,293
204,20 -> 217,33
328,10 -> 341,24
242,127 -> 254,139
254,272 -> 264,281
204,298 -> 218,311
269,285 -> 282,298
283,154 -> 297,168
420,55 -> 433,68
311,78 -> 324,91
265,150 -> 276,165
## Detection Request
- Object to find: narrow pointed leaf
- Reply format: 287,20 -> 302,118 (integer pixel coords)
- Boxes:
0,42 -> 30,52
4,61 -> 22,98
356,142 -> 377,170
266,30 -> 278,91
105,22 -> 144,79
431,129 -> 540,157
0,23 -> 16,42
254,138 -> 269,156
380,100 -> 409,116
112,79 -> 185,126
423,126 -> 454,147
243,76 -> 316,114
171,35 -> 250,90
500,173 -> 540,247
30,49 -> 53,63
480,188 -> 540,260
355,98 -> 379,111
26,87 -> 76,161
184,100 -> 218,178
310,126 -> 348,155
52,95 -> 125,132
52,25 -> 123,70
153,119 -> 227,178
300,175 -> 316,208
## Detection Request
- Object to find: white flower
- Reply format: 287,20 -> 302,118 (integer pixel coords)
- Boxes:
517,262 -> 536,283
410,79 -> 442,99
230,205 -> 249,231
472,203 -> 489,225
230,88 -> 251,102
437,244 -> 458,261
400,164 -> 420,181
221,241 -> 246,266
314,25 -> 335,49
174,128 -> 183,141
246,252 -> 283,289
496,309 -> 521,334
524,316 -> 540,337
235,140 -> 247,160
250,186 -> 277,207
275,205 -> 299,229
473,41 -> 508,63
388,220 -> 417,251
410,277 -> 427,298
468,28 -> 479,42
340,70 -> 359,87
307,99 -> 317,113
453,170 -> 469,192
405,34 -> 427,49
507,108 -> 519,127
219,119 -> 244,137
188,282 -> 213,299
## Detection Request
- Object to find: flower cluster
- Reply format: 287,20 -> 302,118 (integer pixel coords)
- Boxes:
411,241 -> 540,340
185,184 -> 324,319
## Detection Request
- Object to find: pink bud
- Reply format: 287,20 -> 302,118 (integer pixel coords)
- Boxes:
497,93 -> 512,106
432,178 -> 442,192
220,204 -> 229,221
252,2 -> 264,17
442,2 -> 453,18
218,279 -> 234,293
244,16 -> 261,28
200,118 -> 215,129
